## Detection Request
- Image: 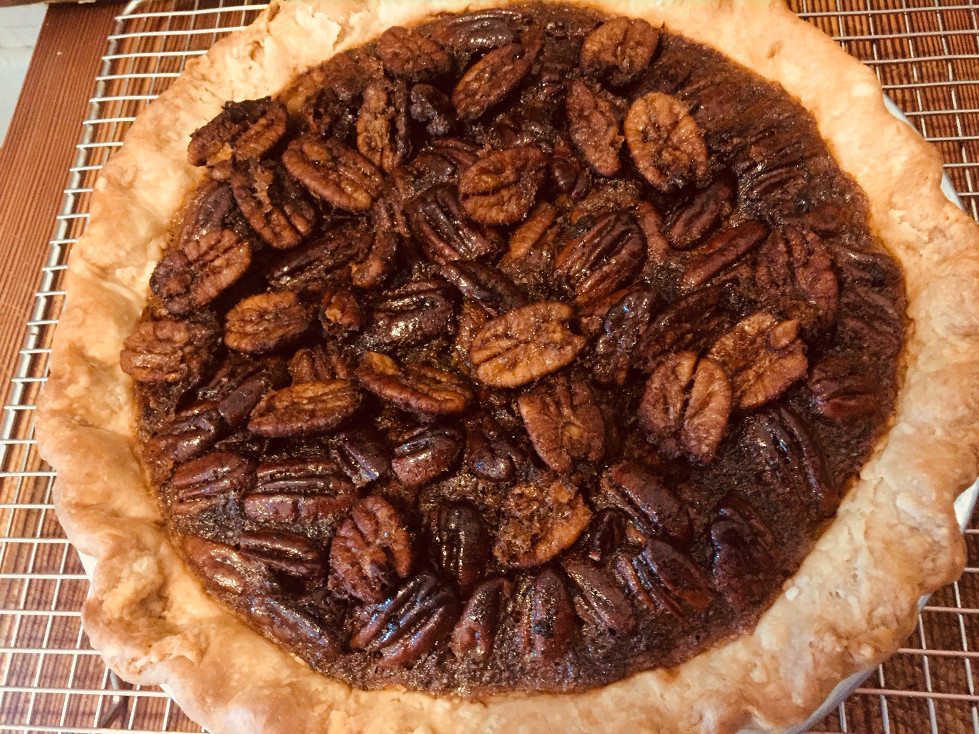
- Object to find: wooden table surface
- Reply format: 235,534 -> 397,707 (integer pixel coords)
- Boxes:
0,3 -> 977,733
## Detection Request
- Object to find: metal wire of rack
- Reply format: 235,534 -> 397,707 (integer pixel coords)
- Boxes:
0,1 -> 977,732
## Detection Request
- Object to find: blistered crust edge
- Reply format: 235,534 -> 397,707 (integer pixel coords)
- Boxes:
34,2 -> 979,732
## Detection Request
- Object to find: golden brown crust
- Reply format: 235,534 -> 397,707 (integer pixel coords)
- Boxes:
35,2 -> 979,732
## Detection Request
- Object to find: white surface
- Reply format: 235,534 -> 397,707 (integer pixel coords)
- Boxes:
0,3 -> 46,148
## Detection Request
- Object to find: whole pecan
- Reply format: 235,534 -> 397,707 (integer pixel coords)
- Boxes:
562,557 -> 635,634
666,175 -> 736,250
120,318 -> 215,385
408,184 -> 503,264
330,496 -> 412,603
434,500 -> 491,589
566,79 -> 623,177
150,227 -> 251,316
614,539 -> 711,619
580,16 -> 659,87
638,352 -> 732,464
625,92 -> 708,192
224,291 -> 312,354
452,38 -> 541,120
351,573 -> 459,668
707,312 -> 808,410
756,226 -> 839,331
282,136 -> 383,212
376,26 -> 452,82
601,460 -> 692,547
450,576 -> 508,660
243,456 -> 356,525
514,566 -> 574,663
360,279 -> 456,351
247,380 -> 361,437
517,374 -> 606,474
441,261 -> 527,316
682,221 -> 767,292
391,424 -> 464,487
188,97 -> 287,167
168,450 -> 255,517
469,302 -> 586,388
493,476 -> 592,569
357,80 -> 411,173
230,158 -> 316,250
357,352 -> 473,415
554,211 -> 645,305
458,146 -> 548,225
238,529 -> 326,578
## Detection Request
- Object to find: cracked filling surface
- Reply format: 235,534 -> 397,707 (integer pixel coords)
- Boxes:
121,3 -> 907,695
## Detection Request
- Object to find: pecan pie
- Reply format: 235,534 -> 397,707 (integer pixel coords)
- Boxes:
36,2 -> 979,732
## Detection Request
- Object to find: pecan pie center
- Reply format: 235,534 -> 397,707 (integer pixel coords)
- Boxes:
121,3 -> 906,695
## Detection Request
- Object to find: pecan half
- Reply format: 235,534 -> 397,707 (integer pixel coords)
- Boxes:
682,221 -> 767,292
452,39 -> 540,120
580,17 -> 659,87
707,312 -> 808,410
470,302 -> 586,388
429,8 -> 524,57
464,413 -> 530,482
494,476 -> 592,569
183,537 -> 272,596
282,136 -> 383,212
224,291 -> 312,354
517,374 -> 606,474
807,355 -> 880,419
330,496 -> 412,603
748,407 -> 837,517
625,92 -> 708,192
458,146 -> 547,225
514,566 -> 574,663
666,175 -> 736,250
168,451 -> 255,517
356,352 -> 472,415
319,288 -> 364,336
710,516 -> 776,613
270,229 -> 367,290
247,380 -> 361,437
121,318 -> 215,385
144,402 -> 224,470
434,501 -> 491,589
554,211 -> 645,305
391,424 -> 464,487
357,80 -> 411,172
188,97 -> 287,167
333,429 -> 391,487
351,573 -> 459,667
601,460 -> 692,546
288,343 -> 354,384
567,79 -> 623,177
638,352 -> 732,463
451,576 -> 508,660
238,529 -> 326,578
562,557 -> 635,634
376,26 -> 452,82
638,285 -> 732,368
441,261 -> 527,316
230,158 -> 316,250
408,184 -> 503,264
150,227 -> 251,316
614,539 -> 711,619
243,456 -> 356,525
756,226 -> 839,331
360,279 -> 455,351
592,288 -> 662,386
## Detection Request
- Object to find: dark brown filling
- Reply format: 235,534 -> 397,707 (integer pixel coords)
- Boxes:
121,3 -> 906,695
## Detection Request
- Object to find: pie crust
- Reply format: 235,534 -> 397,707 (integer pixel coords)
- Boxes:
35,2 -> 979,732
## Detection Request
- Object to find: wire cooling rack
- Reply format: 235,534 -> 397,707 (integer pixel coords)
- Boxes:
1,1 -> 978,732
